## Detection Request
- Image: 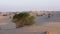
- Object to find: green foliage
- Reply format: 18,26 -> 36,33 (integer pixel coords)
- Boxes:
28,16 -> 35,25
12,12 -> 35,28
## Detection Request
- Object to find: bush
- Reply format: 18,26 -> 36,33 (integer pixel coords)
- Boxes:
12,12 -> 35,28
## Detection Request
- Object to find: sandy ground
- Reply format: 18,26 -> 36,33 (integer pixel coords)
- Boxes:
0,16 -> 16,29
0,12 -> 60,34
0,22 -> 60,34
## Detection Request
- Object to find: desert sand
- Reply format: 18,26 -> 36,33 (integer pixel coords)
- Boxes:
0,12 -> 60,34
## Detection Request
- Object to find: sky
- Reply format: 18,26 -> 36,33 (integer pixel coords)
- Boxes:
0,0 -> 60,12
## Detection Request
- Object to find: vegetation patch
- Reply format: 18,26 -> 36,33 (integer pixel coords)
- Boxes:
12,12 -> 35,28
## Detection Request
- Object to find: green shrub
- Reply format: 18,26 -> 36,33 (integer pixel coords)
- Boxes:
12,12 -> 35,28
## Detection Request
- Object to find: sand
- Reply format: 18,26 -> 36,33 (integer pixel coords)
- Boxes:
0,12 -> 60,34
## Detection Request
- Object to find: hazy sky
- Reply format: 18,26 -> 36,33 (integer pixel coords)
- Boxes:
0,0 -> 60,12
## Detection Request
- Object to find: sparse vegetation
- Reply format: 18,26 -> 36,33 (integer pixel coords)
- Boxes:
12,12 -> 35,28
